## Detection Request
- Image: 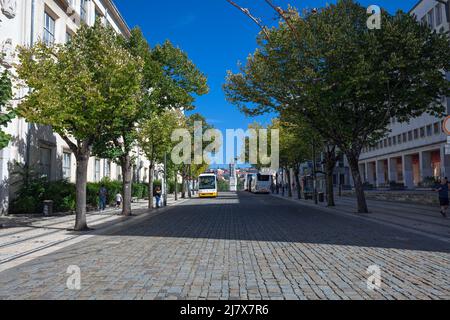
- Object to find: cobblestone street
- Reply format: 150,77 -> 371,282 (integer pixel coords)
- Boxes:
0,192 -> 449,300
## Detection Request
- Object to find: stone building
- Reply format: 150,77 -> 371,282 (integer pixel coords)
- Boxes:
358,0 -> 450,189
0,0 -> 155,214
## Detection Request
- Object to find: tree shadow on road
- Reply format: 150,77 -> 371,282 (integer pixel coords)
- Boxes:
102,191 -> 450,254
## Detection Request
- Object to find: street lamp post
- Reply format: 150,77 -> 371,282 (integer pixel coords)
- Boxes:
164,152 -> 167,207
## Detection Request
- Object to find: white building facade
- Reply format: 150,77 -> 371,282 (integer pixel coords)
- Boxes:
0,0 -> 154,214
359,0 -> 450,189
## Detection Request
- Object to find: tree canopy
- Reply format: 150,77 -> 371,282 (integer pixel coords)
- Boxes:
224,0 -> 450,212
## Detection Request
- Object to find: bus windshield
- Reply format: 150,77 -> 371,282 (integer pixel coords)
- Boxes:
199,176 -> 216,190
257,174 -> 271,182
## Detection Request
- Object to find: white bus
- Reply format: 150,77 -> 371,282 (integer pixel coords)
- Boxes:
250,173 -> 272,194
198,174 -> 218,198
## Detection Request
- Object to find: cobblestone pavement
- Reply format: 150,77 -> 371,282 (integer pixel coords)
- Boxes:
0,192 -> 449,300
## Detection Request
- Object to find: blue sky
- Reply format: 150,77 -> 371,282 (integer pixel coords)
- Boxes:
114,0 -> 418,165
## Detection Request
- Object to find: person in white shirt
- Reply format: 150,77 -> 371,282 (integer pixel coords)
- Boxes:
115,193 -> 123,208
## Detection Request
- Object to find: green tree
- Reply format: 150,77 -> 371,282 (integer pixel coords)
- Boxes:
94,31 -> 209,215
91,28 -> 153,217
0,68 -> 14,150
137,109 -> 183,209
181,113 -> 213,198
225,0 -> 450,213
17,22 -> 143,230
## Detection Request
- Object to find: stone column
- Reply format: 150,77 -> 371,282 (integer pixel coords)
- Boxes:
440,144 -> 450,178
420,151 -> 432,181
376,159 -> 386,187
403,155 -> 414,189
367,162 -> 376,185
388,158 -> 397,183
360,163 -> 367,183
0,147 -> 10,215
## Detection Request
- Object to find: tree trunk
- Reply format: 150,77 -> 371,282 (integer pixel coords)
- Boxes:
294,169 -> 302,200
148,164 -> 154,210
276,173 -> 280,194
174,170 -> 178,201
347,154 -> 369,213
181,167 -> 186,199
121,154 -> 133,216
326,166 -> 335,207
187,165 -> 192,198
74,153 -> 89,231
286,168 -> 293,197
324,146 -> 337,207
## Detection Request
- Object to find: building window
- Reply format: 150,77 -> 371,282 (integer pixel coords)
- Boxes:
427,9 -> 435,28
94,159 -> 101,182
434,122 -> 441,134
104,160 -> 111,178
384,139 -> 387,148
420,127 -> 426,138
94,7 -> 104,23
80,0 -> 87,22
393,136 -> 397,145
436,3 -> 443,26
402,133 -> 407,143
414,129 -> 419,140
421,16 -> 427,26
39,147 -> 52,179
388,137 -> 392,146
43,12 -> 56,46
427,125 -> 433,136
408,131 -> 413,141
397,134 -> 402,144
63,152 -> 71,179
65,29 -> 73,43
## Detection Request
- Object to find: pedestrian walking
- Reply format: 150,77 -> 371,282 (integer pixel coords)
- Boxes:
154,186 -> 162,208
98,185 -> 108,211
115,192 -> 123,209
434,177 -> 450,218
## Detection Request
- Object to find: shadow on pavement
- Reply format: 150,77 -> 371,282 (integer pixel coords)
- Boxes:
100,191 -> 450,254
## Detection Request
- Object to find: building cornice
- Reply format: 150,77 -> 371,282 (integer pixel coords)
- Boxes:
409,0 -> 424,14
105,0 -> 131,38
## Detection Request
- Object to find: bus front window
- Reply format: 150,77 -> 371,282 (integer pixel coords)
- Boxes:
199,177 -> 216,190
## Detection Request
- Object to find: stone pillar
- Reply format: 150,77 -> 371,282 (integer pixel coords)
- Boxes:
367,162 -> 376,185
440,144 -> 450,178
376,159 -> 386,187
360,163 -> 367,183
0,148 -> 10,215
388,158 -> 397,183
403,155 -> 414,189
420,151 -> 432,181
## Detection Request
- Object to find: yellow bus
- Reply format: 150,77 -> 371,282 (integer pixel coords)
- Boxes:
198,173 -> 218,198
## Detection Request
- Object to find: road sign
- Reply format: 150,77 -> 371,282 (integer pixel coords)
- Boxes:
443,116 -> 450,135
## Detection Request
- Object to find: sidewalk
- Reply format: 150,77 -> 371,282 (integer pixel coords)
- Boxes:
0,193 -> 188,272
271,192 -> 450,243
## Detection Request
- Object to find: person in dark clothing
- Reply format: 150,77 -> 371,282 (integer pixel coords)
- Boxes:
434,177 -> 449,218
98,185 -> 108,211
154,186 -> 162,208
